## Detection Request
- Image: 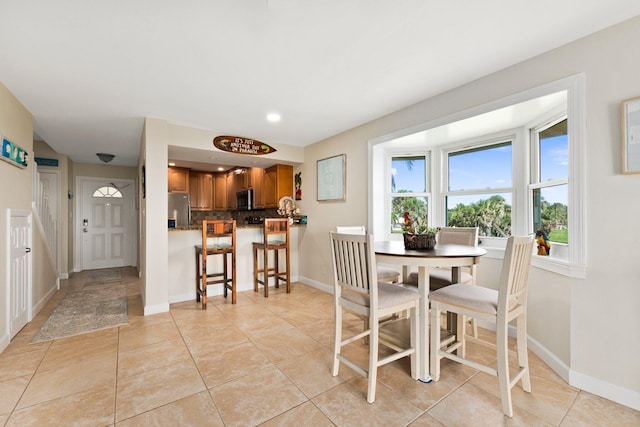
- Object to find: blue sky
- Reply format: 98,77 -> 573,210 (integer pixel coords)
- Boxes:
392,134 -> 568,205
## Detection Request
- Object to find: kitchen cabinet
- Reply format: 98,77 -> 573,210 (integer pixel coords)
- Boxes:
168,167 -> 189,193
226,171 -> 237,209
251,167 -> 264,208
263,164 -> 293,208
213,172 -> 227,210
189,171 -> 213,210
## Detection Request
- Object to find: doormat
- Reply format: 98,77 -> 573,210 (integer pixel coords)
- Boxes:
31,283 -> 128,343
85,268 -> 122,285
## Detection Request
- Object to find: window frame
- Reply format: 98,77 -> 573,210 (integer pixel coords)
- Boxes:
369,74 -> 586,278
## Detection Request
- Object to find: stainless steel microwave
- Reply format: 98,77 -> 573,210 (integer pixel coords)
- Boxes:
236,188 -> 254,210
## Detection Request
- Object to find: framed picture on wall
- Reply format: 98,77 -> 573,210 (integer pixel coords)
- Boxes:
317,154 -> 345,201
622,95 -> 640,174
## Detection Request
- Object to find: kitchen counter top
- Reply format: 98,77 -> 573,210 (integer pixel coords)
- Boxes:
169,223 -> 306,231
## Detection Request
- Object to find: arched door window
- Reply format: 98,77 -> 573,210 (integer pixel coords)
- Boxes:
92,186 -> 123,198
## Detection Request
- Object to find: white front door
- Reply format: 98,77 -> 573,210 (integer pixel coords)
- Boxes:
79,178 -> 135,270
9,210 -> 31,339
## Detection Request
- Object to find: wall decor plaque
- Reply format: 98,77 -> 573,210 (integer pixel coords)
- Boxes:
213,135 -> 277,155
1,137 -> 28,168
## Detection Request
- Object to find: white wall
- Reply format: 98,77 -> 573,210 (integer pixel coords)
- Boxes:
0,82 -> 33,351
297,16 -> 640,409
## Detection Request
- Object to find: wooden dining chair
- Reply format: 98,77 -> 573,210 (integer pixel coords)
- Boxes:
195,219 -> 236,308
335,225 -> 400,283
253,218 -> 290,297
406,226 -> 480,336
429,235 -> 535,417
330,231 -> 420,403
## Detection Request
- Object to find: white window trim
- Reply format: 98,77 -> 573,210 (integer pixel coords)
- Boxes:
369,74 -> 586,278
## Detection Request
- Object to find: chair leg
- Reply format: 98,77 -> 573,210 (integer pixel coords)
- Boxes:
230,252 -> 237,304
496,318 -> 513,417
410,304 -> 419,379
253,246 -> 259,293
263,247 -> 269,297
517,313 -> 531,392
222,253 -> 228,298
274,249 -> 280,289
430,302 -> 442,381
367,314 -> 379,403
332,305 -> 342,377
285,246 -> 291,293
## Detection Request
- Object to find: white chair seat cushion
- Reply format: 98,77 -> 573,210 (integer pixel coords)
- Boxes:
377,266 -> 400,282
341,281 -> 419,309
406,269 -> 473,290
430,283 -> 518,315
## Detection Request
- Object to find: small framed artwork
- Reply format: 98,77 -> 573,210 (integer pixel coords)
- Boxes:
317,154 -> 346,201
621,95 -> 640,174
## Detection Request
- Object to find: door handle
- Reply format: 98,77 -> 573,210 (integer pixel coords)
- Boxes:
25,247 -> 31,253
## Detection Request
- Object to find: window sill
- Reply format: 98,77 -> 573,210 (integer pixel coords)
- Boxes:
480,244 -> 586,278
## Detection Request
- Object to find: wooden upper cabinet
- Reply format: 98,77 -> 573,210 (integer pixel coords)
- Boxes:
189,172 -> 213,210
168,167 -> 189,193
226,171 -> 237,209
263,164 -> 293,208
251,167 -> 264,208
213,172 -> 227,210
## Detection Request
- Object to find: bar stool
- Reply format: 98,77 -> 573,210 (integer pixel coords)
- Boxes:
252,218 -> 290,297
195,219 -> 236,308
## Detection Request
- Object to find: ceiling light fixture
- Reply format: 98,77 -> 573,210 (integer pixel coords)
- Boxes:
266,112 -> 281,123
97,153 -> 115,163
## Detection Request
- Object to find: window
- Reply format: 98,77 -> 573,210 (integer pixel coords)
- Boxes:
390,155 -> 429,234
530,118 -> 568,244
445,142 -> 513,237
93,186 -> 122,198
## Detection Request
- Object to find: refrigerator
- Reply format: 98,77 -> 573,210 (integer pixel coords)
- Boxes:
168,193 -> 191,227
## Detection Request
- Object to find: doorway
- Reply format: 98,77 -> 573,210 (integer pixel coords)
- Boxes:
75,177 -> 136,271
9,209 -> 32,338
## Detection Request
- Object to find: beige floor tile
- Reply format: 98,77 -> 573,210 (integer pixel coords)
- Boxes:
117,337 -> 192,379
181,322 -> 250,357
209,365 -> 307,427
125,310 -> 174,329
6,385 -> 115,427
469,370 -> 578,424
378,356 -> 478,411
260,401 -> 334,427
115,359 -> 206,422
312,376 -> 423,427
428,382 -> 553,426
560,391 -> 640,426
0,414 -> 7,425
194,341 -> 273,388
118,319 -> 181,351
0,348 -> 47,382
252,327 -> 322,364
408,412 -> 447,426
17,350 -> 117,409
116,390 -> 224,426
277,347 -> 357,398
2,334 -> 51,357
0,376 -> 30,415
233,312 -> 295,339
38,327 -> 118,372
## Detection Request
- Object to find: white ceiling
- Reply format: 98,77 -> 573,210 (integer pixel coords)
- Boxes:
0,1 -> 638,167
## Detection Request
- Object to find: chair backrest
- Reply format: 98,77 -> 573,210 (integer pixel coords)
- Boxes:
263,217 -> 290,245
202,219 -> 236,250
437,227 -> 478,246
335,225 -> 366,235
329,231 -> 378,307
498,235 -> 535,312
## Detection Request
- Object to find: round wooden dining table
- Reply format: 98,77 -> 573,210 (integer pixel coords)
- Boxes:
374,241 -> 487,383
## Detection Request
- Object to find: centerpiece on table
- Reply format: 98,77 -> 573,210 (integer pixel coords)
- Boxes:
402,212 -> 437,250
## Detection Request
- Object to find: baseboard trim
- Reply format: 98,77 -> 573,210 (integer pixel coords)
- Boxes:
297,275 -> 332,294
144,302 -> 170,316
0,334 -> 9,353
570,370 -> 640,411
31,284 -> 58,320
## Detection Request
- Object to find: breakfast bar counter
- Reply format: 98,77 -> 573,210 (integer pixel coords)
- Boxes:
167,225 -> 302,303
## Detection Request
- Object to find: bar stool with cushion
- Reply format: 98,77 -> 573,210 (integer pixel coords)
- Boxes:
195,219 -> 236,308
329,231 -> 420,403
253,218 -> 290,297
335,225 -> 400,283
429,235 -> 535,417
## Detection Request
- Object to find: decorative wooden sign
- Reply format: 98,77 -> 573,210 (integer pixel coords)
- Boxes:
1,137 -> 28,168
213,135 -> 277,155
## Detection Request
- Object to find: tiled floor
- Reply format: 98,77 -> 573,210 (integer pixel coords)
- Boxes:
2,267 -> 639,426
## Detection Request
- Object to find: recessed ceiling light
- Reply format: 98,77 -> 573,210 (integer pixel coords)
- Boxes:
168,162 -> 176,166
217,167 -> 224,171
266,112 -> 281,123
